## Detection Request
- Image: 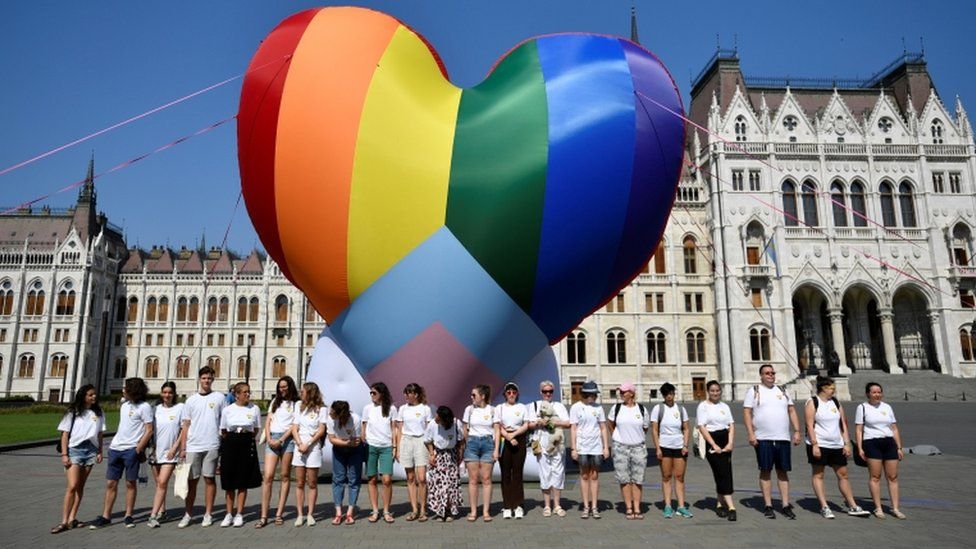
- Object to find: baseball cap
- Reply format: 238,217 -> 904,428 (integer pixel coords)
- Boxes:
581,380 -> 599,394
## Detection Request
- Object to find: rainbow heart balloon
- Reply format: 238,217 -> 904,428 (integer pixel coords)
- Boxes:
238,6 -> 684,410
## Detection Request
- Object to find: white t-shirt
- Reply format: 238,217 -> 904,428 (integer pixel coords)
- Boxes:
220,403 -> 261,432
397,403 -> 432,437
463,405 -> 497,438
494,402 -> 529,432
58,409 -> 106,449
362,403 -> 397,447
743,384 -> 794,441
696,400 -> 734,432
651,403 -> 689,450
570,401 -> 606,455
184,391 -> 226,452
294,405 -> 327,442
110,401 -> 153,451
154,403 -> 184,462
527,400 -> 569,448
806,397 -> 844,449
268,400 -> 297,433
426,419 -> 463,450
855,402 -> 896,440
330,413 -> 361,442
608,403 -> 650,445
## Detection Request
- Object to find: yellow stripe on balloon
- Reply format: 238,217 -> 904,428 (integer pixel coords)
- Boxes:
347,25 -> 462,299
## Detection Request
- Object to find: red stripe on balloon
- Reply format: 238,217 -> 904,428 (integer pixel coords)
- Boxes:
237,8 -> 321,283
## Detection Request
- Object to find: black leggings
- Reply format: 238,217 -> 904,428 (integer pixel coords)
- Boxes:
705,429 -> 734,496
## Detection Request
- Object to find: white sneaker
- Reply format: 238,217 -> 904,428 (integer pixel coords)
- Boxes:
201,514 -> 213,527
220,514 -> 233,528
502,509 -> 513,519
147,517 -> 160,528
233,514 -> 244,527
514,507 -> 524,519
820,507 -> 835,519
177,514 -> 192,528
294,515 -> 304,527
306,515 -> 316,527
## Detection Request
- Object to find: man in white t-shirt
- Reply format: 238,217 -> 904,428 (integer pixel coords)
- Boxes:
177,366 -> 226,528
742,364 -> 801,520
529,380 -> 570,517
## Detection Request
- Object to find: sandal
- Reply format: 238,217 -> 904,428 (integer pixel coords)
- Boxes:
368,511 -> 380,523
554,506 -> 566,517
383,512 -> 395,524
482,513 -> 493,522
332,515 -> 343,525
255,517 -> 268,529
591,508 -> 602,519
625,510 -> 636,520
274,515 -> 284,526
69,519 -> 82,529
635,512 -> 645,520
405,511 -> 418,522
418,513 -> 428,522
542,507 -> 552,517
51,523 -> 70,534
466,513 -> 477,522
345,514 -> 356,525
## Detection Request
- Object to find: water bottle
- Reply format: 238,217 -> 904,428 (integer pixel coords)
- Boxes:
138,461 -> 148,484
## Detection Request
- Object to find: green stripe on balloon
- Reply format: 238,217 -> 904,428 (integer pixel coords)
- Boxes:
445,40 -> 549,312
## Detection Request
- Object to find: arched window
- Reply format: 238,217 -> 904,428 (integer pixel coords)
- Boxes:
734,116 -> 747,142
237,357 -> 248,378
175,356 -> 190,378
158,297 -> 169,322
606,330 -> 627,364
782,181 -> 799,226
206,297 -> 218,322
218,297 -> 229,322
145,297 -> 157,322
646,330 -> 667,364
652,242 -> 666,273
188,297 -> 200,322
931,119 -> 944,144
951,224 -> 972,265
273,356 -> 287,378
750,327 -> 772,361
686,330 -> 706,363
126,296 -> 138,322
18,354 -> 35,377
879,181 -> 897,227
745,222 -> 765,265
177,297 -> 188,322
237,297 -> 247,322
113,357 -> 127,378
207,356 -> 221,378
305,304 -> 318,322
144,356 -> 159,378
801,180 -> 820,226
566,331 -> 587,364
50,353 -> 69,377
0,280 -> 13,316
850,181 -> 868,227
898,181 -> 917,227
25,282 -> 45,316
56,282 -> 76,316
249,297 -> 260,322
683,236 -> 698,274
275,295 -> 289,322
961,327 -> 976,361
830,181 -> 847,227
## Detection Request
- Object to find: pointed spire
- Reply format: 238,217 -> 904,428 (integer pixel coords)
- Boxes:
630,3 -> 639,44
692,130 -> 702,163
956,95 -> 972,137
78,152 -> 96,205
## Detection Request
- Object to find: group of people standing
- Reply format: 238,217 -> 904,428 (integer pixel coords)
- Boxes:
51,364 -> 907,533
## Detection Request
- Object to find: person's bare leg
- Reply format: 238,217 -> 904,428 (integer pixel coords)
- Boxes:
100,479 -> 118,519
260,453 -> 279,519
884,460 -> 900,511
203,477 -> 217,516
776,469 -> 791,507
811,465 -> 827,508
759,470 -> 772,507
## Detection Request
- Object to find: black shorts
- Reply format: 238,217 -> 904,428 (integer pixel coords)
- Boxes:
862,437 -> 899,461
659,447 -> 687,459
755,440 -> 791,472
806,444 -> 847,467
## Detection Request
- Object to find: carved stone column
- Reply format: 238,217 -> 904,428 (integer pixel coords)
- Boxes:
828,308 -> 850,375
878,308 -> 902,374
927,311 -> 945,373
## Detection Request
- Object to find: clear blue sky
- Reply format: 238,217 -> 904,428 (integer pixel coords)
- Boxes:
2,0 -> 974,254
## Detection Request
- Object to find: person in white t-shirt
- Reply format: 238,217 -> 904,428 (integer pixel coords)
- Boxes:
742,364 -> 801,520
291,382 -> 327,526
462,384 -> 498,522
363,382 -> 398,524
607,382 -> 649,520
651,382 -> 692,519
424,405 -> 464,521
569,380 -> 608,519
328,400 -> 363,525
696,380 -> 736,521
257,376 -> 299,528
52,384 -> 105,534
805,376 -> 869,519
148,381 -> 185,528
495,381 -> 530,519
176,365 -> 226,528
395,383 -> 432,522
528,379 -> 570,517
218,382 -> 262,528
89,377 -> 153,530
855,382 -> 906,520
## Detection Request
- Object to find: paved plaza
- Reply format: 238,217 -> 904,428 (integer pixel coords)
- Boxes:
2,402 -> 974,548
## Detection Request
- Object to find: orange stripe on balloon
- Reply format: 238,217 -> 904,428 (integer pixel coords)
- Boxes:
273,7 -> 399,321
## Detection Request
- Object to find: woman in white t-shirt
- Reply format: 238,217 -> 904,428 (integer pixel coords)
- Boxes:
291,382 -> 327,526
855,382 -> 906,520
805,376 -> 868,519
425,405 -> 464,521
495,382 -> 530,519
218,382 -> 262,527
462,384 -> 498,522
52,384 -> 105,534
695,380 -> 736,521
363,382 -> 398,524
569,380 -> 608,519
395,383 -> 432,522
148,382 -> 184,528
651,382 -> 692,519
328,400 -> 362,525
257,376 -> 299,528
607,382 -> 649,520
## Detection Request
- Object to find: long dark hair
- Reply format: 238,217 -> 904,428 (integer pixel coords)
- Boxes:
473,384 -> 491,405
403,382 -> 426,405
68,384 -> 102,417
436,405 -> 455,427
158,381 -> 178,407
331,400 -> 351,427
124,377 -> 149,404
271,375 -> 299,413
371,382 -> 392,417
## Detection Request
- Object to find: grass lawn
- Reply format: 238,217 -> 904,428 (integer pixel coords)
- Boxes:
0,411 -> 119,445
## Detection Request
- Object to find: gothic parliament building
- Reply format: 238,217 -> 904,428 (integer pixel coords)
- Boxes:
2,50 -> 974,403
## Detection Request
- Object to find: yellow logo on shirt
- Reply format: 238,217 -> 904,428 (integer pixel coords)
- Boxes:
246,414 -> 253,420
169,415 -> 176,421
777,394 -> 783,400
720,410 -> 726,415
415,412 -> 421,418
829,407 -> 837,414
208,403 -> 215,409
515,411 -> 522,417
591,410 -> 599,416
881,411 -> 888,416
673,412 -> 679,419
483,414 -> 490,421
308,412 -> 318,420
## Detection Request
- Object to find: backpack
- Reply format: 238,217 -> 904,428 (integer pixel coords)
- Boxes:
752,384 -> 788,406
612,402 -> 647,423
808,396 -> 847,440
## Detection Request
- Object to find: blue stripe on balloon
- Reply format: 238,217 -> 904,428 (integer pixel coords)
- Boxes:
329,227 -> 550,380
602,40 -> 685,300
530,35 -> 637,341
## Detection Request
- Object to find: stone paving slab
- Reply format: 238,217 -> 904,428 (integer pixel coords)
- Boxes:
2,402 -> 973,548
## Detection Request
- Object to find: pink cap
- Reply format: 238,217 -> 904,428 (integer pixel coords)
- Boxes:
618,382 -> 636,393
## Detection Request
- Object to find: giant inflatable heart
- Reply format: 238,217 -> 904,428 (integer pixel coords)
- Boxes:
237,6 -> 684,413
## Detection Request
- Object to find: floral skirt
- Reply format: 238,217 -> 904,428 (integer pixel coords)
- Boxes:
427,447 -> 463,518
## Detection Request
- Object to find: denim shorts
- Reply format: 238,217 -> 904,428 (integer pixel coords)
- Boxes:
577,453 -> 604,469
264,431 -> 296,456
463,435 -> 495,463
68,440 -> 98,467
106,447 -> 140,482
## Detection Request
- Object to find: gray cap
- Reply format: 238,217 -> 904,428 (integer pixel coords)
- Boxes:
581,380 -> 599,394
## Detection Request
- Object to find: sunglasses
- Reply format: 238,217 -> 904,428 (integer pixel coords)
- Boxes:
540,389 -> 554,395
